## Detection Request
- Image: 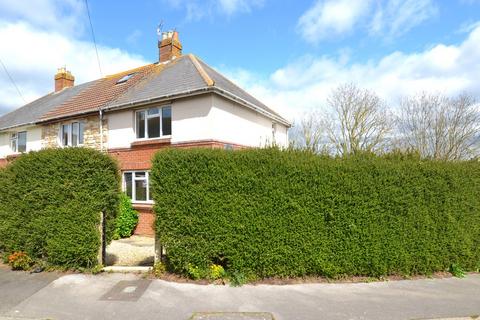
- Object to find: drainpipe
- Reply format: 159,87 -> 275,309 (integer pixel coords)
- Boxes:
99,109 -> 104,152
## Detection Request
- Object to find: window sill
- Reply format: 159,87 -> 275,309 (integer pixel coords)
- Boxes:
132,202 -> 154,209
6,153 -> 22,159
131,137 -> 171,147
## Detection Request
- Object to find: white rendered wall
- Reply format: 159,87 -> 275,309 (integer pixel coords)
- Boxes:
0,132 -> 9,158
107,94 -> 214,148
0,125 -> 43,158
106,111 -> 135,149
27,126 -> 42,152
210,95 -> 289,148
170,94 -> 213,143
106,93 -> 288,149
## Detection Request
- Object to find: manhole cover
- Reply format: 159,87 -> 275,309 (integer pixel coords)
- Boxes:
190,312 -> 275,320
100,280 -> 151,302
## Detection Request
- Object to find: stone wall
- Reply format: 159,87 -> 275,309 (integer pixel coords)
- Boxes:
42,115 -> 108,150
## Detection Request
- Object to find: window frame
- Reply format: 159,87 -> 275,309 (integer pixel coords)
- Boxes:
134,106 -> 172,140
60,121 -> 85,147
122,171 -> 153,204
10,131 -> 27,153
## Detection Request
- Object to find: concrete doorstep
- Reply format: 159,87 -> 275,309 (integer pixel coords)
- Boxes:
102,266 -> 152,273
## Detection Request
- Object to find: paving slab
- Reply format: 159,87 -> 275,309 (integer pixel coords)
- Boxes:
190,312 -> 275,320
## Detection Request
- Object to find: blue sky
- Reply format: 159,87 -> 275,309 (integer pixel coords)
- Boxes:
1,0 -> 480,120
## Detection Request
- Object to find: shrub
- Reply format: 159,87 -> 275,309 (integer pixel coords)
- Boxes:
229,271 -> 248,287
209,264 -> 226,280
449,264 -> 465,278
8,252 -> 33,271
186,263 -> 204,280
151,148 -> 480,280
114,193 -> 139,239
152,262 -> 167,277
0,148 -> 120,269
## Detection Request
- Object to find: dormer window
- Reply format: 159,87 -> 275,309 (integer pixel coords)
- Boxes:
10,131 -> 27,153
135,106 -> 172,139
60,121 -> 84,147
116,73 -> 135,84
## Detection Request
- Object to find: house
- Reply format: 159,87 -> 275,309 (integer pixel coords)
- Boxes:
0,31 -> 291,236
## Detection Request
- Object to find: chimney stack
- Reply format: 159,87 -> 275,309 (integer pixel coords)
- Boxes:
54,67 -> 75,92
158,31 -> 182,63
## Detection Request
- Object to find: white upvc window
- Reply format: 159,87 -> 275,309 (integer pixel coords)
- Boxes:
123,171 -> 153,203
60,121 -> 84,147
10,131 -> 27,153
135,106 -> 172,140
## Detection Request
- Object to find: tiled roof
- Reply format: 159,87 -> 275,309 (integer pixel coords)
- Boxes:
41,64 -> 158,121
0,81 -> 92,131
0,54 -> 290,130
105,55 -> 207,108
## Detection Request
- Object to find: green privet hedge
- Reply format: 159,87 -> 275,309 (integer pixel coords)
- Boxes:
151,148 -> 480,279
114,193 -> 139,239
0,148 -> 120,268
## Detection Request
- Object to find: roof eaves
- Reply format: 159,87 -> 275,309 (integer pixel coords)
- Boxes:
212,88 -> 291,127
103,86 -> 291,127
38,108 -> 100,124
0,121 -> 37,132
103,87 -> 214,112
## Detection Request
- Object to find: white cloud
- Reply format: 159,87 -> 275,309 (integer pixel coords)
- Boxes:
370,0 -> 438,38
0,0 -> 149,115
221,23 -> 480,121
164,0 -> 264,20
0,22 -> 148,112
217,0 -> 264,15
297,0 -> 437,44
298,0 -> 372,43
0,0 -> 85,35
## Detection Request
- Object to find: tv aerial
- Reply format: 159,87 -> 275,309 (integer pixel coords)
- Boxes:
156,21 -> 164,40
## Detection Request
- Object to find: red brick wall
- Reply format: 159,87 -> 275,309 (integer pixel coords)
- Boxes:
111,139 -> 248,236
133,204 -> 155,237
109,139 -> 246,170
0,158 -> 7,168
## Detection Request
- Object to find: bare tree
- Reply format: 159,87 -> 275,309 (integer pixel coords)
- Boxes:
397,93 -> 480,160
289,110 -> 325,153
325,83 -> 390,155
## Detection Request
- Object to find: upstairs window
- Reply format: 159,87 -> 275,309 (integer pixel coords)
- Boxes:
135,106 -> 171,139
10,131 -> 27,153
123,171 -> 152,203
60,121 -> 84,147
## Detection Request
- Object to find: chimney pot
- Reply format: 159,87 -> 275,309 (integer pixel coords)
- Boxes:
54,68 -> 75,92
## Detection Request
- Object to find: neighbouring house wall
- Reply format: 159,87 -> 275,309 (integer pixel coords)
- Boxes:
0,132 -> 9,159
210,95 -> 289,148
42,115 -> 107,150
0,125 -> 44,160
28,126 -> 43,152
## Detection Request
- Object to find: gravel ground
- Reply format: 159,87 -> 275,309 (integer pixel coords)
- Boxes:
106,236 -> 155,266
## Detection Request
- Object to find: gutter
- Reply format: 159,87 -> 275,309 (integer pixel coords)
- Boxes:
103,87 -> 292,127
99,109 -> 104,152
0,86 -> 292,132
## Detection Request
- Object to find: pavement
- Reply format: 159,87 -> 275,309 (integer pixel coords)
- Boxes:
0,266 -> 479,320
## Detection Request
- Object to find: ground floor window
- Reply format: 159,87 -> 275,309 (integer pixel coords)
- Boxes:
60,121 -> 84,147
123,171 -> 152,203
10,131 -> 27,153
